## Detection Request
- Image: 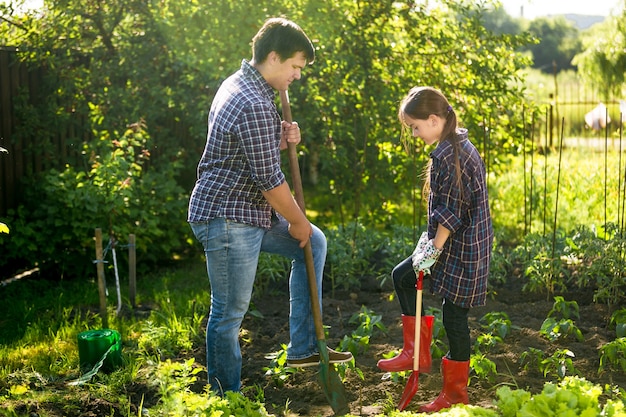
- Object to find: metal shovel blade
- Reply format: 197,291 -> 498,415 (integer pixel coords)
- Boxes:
317,341 -> 350,416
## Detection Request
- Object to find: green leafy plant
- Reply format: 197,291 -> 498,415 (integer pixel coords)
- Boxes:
564,224 -> 626,308
599,338 -> 626,375
610,308 -> 626,338
479,311 -> 515,339
1,121 -> 190,279
474,332 -> 503,353
262,344 -> 299,387
254,253 -> 291,296
426,306 -> 448,360
496,376 -> 613,417
520,347 -> 546,373
470,353 -> 497,383
339,306 -> 386,356
548,296 -> 580,320
540,297 -> 584,342
325,221 -> 405,291
151,358 -> 273,417
542,349 -> 579,379
540,318 -> 584,342
521,347 -> 579,379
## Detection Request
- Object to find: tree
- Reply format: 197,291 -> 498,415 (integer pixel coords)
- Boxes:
573,1 -> 626,100
296,0 -> 533,227
0,0 -> 534,278
526,16 -> 582,73
482,4 -> 524,35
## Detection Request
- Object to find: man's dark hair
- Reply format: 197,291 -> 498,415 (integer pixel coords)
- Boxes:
252,17 -> 315,64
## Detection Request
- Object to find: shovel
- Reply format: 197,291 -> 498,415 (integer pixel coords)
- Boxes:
397,269 -> 424,410
280,90 -> 350,416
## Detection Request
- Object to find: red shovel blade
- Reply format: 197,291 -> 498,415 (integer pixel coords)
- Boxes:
397,371 -> 419,411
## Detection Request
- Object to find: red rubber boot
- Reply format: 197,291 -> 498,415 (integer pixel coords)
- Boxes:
418,356 -> 470,413
377,315 -> 434,373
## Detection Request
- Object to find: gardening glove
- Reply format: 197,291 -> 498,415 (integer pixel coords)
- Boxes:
411,232 -> 430,259
412,239 -> 442,274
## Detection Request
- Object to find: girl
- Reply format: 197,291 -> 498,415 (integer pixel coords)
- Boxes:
377,86 -> 493,412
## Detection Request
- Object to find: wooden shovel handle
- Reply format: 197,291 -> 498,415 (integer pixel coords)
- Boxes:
280,90 -> 326,342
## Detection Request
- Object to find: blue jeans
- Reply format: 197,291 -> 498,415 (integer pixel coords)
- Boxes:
190,216 -> 326,393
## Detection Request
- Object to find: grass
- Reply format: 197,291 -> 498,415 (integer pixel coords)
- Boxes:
490,145 -> 626,244
0,262 -> 211,416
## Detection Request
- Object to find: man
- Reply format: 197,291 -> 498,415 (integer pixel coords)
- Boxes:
188,17 -> 352,395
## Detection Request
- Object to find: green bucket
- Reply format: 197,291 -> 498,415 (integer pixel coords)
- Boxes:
77,329 -> 123,372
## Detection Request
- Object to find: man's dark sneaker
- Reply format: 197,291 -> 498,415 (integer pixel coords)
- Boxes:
287,347 -> 353,368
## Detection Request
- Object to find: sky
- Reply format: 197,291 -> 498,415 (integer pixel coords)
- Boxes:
500,0 -> 623,19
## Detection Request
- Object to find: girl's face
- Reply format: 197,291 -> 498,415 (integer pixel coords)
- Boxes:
403,114 -> 444,146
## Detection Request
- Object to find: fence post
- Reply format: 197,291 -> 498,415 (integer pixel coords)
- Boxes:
129,234 -> 136,308
95,228 -> 108,328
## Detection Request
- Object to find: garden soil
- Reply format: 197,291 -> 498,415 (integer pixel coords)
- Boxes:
228,273 -> 625,416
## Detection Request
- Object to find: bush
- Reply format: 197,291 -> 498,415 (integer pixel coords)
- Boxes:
0,122 -> 192,279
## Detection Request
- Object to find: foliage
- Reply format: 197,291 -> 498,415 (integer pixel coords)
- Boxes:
540,318 -> 584,342
547,295 -> 580,320
495,376 -> 624,417
339,306 -> 386,357
479,311 -> 515,339
507,221 -> 626,308
526,16 -> 582,73
573,5 -> 626,99
469,353 -> 497,383
0,0 -> 534,281
489,148 -> 626,247
610,308 -> 626,338
325,221 -> 414,291
599,337 -> 626,375
543,349 -> 578,379
300,0 -> 532,228
540,297 -> 584,342
1,256 -> 625,416
262,344 -> 298,387
426,306 -> 448,360
517,233 -> 571,298
564,224 -> 626,309
150,359 -> 274,417
520,347 -> 546,374
254,253 -> 292,296
520,347 -> 580,379
0,121 -> 189,278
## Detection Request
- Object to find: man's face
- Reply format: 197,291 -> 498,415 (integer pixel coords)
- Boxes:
264,51 -> 307,91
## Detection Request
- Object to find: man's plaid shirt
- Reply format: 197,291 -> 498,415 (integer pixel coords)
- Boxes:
188,60 -> 284,229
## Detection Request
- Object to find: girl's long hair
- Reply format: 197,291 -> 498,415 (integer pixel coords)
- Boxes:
398,86 -> 464,200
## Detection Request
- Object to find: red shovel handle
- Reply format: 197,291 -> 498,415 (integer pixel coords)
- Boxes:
398,269 -> 425,411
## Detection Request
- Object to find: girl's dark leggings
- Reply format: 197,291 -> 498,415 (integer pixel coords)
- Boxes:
391,255 -> 471,361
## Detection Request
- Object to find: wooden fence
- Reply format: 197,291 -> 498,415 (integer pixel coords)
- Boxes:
0,47 -> 51,217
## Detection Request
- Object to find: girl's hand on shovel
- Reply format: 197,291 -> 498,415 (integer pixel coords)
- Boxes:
280,121 -> 300,150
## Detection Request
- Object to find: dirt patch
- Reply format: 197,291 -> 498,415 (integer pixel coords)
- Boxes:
229,274 -> 625,416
